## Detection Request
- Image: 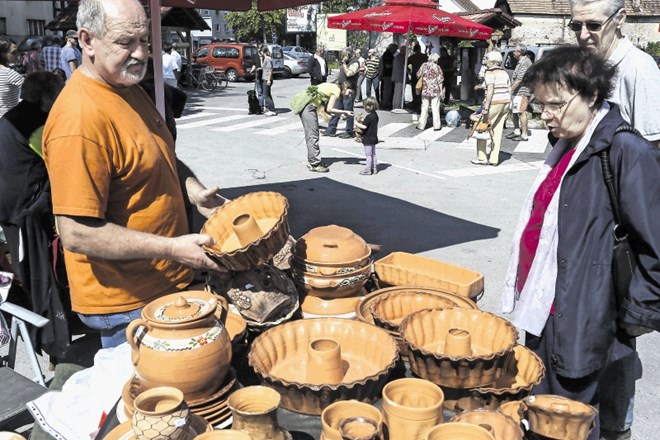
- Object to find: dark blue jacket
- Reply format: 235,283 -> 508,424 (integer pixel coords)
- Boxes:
551,104 -> 660,377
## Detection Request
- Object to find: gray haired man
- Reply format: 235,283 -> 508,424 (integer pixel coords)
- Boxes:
506,44 -> 532,142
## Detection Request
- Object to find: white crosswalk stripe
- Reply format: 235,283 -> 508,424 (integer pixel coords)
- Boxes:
511,130 -> 549,153
211,116 -> 295,132
256,120 -> 302,135
178,112 -> 219,121
177,114 -> 247,129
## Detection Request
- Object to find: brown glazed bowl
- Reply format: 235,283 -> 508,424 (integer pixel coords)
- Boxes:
473,345 -> 546,407
248,318 -> 399,415
356,286 -> 477,326
450,409 -> 524,440
399,308 -> 517,388
369,291 -> 458,332
291,264 -> 372,299
201,192 -> 289,271
292,225 -> 371,269
522,394 -> 597,440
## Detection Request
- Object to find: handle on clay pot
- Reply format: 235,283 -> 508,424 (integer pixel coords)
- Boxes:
308,278 -> 333,288
322,240 -> 339,248
126,318 -> 151,366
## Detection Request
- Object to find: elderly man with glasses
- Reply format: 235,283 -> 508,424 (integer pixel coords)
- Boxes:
567,3 -> 660,439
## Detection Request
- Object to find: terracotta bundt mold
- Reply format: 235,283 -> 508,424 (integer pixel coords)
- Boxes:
201,191 -> 289,271
370,291 -> 458,332
474,345 -> 546,406
248,318 -> 399,415
399,308 -> 517,388
450,409 -> 524,440
355,286 -> 477,326
522,394 -> 597,440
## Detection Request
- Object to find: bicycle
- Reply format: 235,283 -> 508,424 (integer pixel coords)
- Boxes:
209,68 -> 229,90
182,63 -> 217,91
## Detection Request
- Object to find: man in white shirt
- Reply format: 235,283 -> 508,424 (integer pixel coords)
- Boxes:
171,46 -> 182,82
162,42 -> 178,88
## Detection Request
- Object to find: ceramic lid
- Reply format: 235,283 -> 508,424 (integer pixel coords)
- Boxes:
142,291 -> 218,325
293,225 -> 370,264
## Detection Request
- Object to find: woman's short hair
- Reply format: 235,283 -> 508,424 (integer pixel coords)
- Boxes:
0,37 -> 16,66
363,96 -> 379,112
20,71 -> 65,106
77,0 -> 107,38
259,44 -> 270,56
485,51 -> 502,64
428,53 -> 440,63
522,46 -> 614,106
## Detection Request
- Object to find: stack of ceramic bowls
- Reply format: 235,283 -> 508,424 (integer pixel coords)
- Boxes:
290,225 -> 372,318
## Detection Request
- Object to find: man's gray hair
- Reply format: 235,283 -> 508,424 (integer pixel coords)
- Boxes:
515,44 -> 527,55
342,47 -> 352,57
568,0 -> 624,15
77,0 -> 107,37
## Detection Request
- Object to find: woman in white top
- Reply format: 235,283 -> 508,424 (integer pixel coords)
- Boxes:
0,37 -> 24,118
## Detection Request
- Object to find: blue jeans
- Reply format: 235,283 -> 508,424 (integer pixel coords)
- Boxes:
78,308 -> 144,348
255,79 -> 264,108
365,76 -> 380,101
326,91 -> 355,135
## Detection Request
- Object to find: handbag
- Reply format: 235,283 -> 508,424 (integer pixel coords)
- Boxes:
415,76 -> 423,95
467,113 -> 493,141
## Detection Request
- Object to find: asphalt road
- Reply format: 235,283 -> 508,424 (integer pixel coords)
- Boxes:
3,73 -> 657,438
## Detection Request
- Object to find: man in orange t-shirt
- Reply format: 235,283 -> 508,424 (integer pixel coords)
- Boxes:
43,0 -> 227,348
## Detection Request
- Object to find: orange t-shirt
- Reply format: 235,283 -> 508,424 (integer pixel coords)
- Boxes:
43,70 -> 192,314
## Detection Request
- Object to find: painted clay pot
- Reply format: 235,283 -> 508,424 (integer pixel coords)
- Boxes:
201,191 -> 289,271
126,291 -> 232,401
338,416 -> 379,440
321,400 -> 383,440
399,308 -> 517,388
132,387 -> 190,440
522,395 -> 597,440
292,225 -> 371,269
424,422 -> 495,440
194,432 -> 253,439
450,409 -> 524,440
227,386 -> 291,440
291,264 -> 371,299
381,378 -> 444,440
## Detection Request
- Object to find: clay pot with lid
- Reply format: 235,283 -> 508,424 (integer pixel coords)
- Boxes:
126,291 -> 232,401
522,395 -> 597,440
292,225 -> 371,268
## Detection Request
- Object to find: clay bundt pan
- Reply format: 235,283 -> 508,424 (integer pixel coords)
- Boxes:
400,308 -> 517,388
248,318 -> 399,415
474,344 -> 546,405
450,409 -> 524,440
523,394 -> 597,440
356,286 -> 477,326
370,290 -> 458,332
201,191 -> 289,271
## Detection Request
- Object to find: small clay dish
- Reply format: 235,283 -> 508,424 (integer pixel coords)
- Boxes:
248,318 -> 399,415
103,413 -> 211,440
450,409 -> 524,440
292,225 -> 371,267
355,286 -> 477,326
399,308 -> 517,388
522,394 -> 597,440
424,422 -> 495,440
369,290 -> 457,332
321,400 -> 383,440
300,292 -> 366,319
187,367 -> 237,408
201,191 -> 289,271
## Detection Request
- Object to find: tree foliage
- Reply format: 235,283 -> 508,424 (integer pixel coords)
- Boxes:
225,3 -> 286,43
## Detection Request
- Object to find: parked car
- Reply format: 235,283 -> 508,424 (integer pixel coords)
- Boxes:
501,44 -> 563,77
282,45 -> 311,59
192,42 -> 258,82
282,53 -> 308,78
266,44 -> 285,77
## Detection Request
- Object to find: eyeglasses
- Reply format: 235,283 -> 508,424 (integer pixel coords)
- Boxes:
568,9 -> 620,32
538,93 -> 579,116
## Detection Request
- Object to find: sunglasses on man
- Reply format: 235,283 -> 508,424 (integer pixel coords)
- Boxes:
567,8 -> 621,32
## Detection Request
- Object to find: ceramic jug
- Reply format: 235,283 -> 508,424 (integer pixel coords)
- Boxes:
126,291 -> 232,401
227,386 -> 290,440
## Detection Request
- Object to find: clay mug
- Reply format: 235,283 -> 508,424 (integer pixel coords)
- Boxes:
194,431 -> 253,439
321,400 -> 383,440
227,386 -> 289,440
381,378 -> 444,440
306,338 -> 345,385
338,416 -> 379,440
424,422 -> 495,440
132,387 -> 190,440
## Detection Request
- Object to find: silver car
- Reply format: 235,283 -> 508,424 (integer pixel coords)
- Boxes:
283,53 -> 309,78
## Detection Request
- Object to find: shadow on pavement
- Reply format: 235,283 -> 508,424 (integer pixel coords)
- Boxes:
193,177 -> 500,255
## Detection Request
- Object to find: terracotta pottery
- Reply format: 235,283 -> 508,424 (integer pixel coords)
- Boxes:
106,414 -> 211,440
194,431 -> 253,440
474,345 -> 546,407
131,387 -> 190,440
355,287 -> 477,327
424,422 -> 495,440
226,386 -> 291,440
369,291 -> 457,332
374,252 -> 484,301
338,416 -> 379,440
444,328 -> 473,357
497,401 -> 523,425
321,400 -> 383,440
399,308 -> 517,388
225,313 -> 248,346
381,378 -> 444,440
126,291 -> 232,402
522,394 -> 597,440
248,318 -> 399,415
300,292 -> 366,319
450,409 -> 524,440
292,225 -> 371,268
291,264 -> 371,299
306,338 -> 345,385
201,192 -> 289,271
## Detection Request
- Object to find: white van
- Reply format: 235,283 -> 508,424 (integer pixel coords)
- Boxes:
266,44 -> 285,77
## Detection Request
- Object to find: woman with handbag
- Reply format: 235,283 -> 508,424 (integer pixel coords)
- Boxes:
472,51 -> 510,166
415,53 -> 443,131
501,46 -> 660,440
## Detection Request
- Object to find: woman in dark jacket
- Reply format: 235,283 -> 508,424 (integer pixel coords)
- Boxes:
501,46 -> 660,440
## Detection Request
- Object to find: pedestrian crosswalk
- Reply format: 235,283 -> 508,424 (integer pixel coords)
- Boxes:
177,107 -> 549,156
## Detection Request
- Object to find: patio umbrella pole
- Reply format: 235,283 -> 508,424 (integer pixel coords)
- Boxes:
400,34 -> 410,110
150,0 -> 165,118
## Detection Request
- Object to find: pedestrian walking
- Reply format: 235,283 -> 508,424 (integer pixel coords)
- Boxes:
39,36 -> 62,72
506,45 -> 533,142
260,44 -> 276,116
364,49 -> 380,102
0,37 -> 24,118
416,53 -> 444,131
323,47 -> 359,139
355,97 -> 379,175
438,47 -> 455,105
60,30 -> 82,80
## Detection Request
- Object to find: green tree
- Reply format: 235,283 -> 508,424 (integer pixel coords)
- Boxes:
645,41 -> 660,56
225,3 -> 286,43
